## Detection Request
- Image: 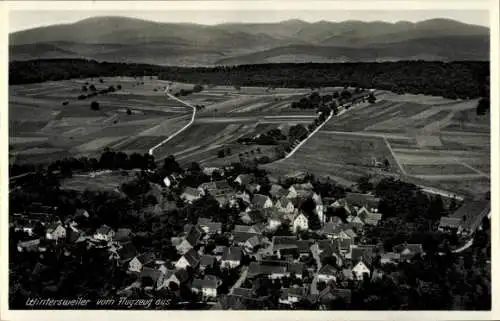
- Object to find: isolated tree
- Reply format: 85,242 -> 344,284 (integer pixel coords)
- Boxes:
82,85 -> 88,92
90,101 -> 100,111
217,150 -> 225,158
99,78 -> 104,83
126,108 -> 132,115
89,84 -> 97,92
476,97 -> 489,116
117,84 -> 122,90
368,93 -> 377,104
357,175 -> 373,193
108,85 -> 116,93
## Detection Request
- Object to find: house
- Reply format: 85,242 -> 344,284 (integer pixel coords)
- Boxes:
244,235 -> 261,252
175,248 -> 201,270
352,261 -> 371,280
115,241 -> 138,264
272,237 -> 312,259
279,287 -> 307,305
197,218 -> 222,235
213,245 -> 227,261
440,200 -> 490,236
67,228 -> 83,243
233,224 -> 261,234
181,187 -> 203,203
199,255 -> 217,271
129,251 -> 156,272
203,167 -> 221,176
247,262 -> 288,279
251,194 -> 273,210
275,196 -> 295,214
266,209 -> 285,231
269,184 -> 287,199
380,252 -> 400,265
158,269 -> 189,290
175,224 -> 202,254
347,215 -> 364,229
163,176 -> 172,187
318,286 -> 352,306
239,210 -> 266,225
317,264 -> 337,283
45,223 -> 66,241
284,171 -> 307,181
246,183 -> 261,194
288,263 -> 306,278
350,245 -> 376,263
198,180 -> 232,197
17,238 -> 40,252
292,212 -> 309,233
114,228 -> 133,242
234,174 -> 255,187
140,267 -> 163,290
394,243 -> 423,261
343,192 -> 380,212
320,220 -> 343,239
192,277 -> 218,299
235,191 -> 251,204
363,213 -> 383,226
221,247 -> 243,268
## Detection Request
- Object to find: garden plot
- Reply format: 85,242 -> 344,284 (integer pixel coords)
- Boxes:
403,163 -> 476,176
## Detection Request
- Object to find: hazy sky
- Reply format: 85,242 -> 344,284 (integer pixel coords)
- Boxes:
9,8 -> 490,33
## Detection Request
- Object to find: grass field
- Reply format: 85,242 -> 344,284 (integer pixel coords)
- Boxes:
60,171 -> 134,192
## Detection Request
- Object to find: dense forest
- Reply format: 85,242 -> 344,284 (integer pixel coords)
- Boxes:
9,59 -> 489,99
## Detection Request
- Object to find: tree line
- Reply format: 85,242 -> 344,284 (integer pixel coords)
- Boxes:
9,59 -> 489,99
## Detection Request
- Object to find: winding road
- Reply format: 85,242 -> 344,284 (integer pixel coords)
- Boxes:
148,85 -> 197,156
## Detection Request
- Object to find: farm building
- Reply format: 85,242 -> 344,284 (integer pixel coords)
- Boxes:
438,200 -> 490,237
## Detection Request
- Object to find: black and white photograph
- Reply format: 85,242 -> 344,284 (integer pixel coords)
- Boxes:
2,0 -> 497,318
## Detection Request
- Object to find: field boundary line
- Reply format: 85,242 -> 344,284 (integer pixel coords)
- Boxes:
279,99 -> 369,161
383,137 -> 407,175
149,85 -> 197,156
454,160 -> 490,178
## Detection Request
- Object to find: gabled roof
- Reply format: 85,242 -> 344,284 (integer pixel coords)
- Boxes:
185,225 -> 202,246
67,229 -> 82,243
318,264 -> 337,276
291,182 -> 314,191
117,241 -> 138,261
233,232 -> 257,244
46,223 -> 64,233
135,251 -> 156,265
200,255 -> 216,267
381,252 -> 400,262
394,243 -> 423,256
235,174 -> 255,186
281,287 -> 307,299
252,194 -> 271,209
192,277 -> 217,289
288,262 -> 305,275
344,192 -> 380,210
269,184 -> 287,198
247,262 -> 287,277
140,267 -> 162,283
232,287 -> 253,298
182,187 -> 202,198
276,196 -> 293,207
182,248 -> 201,267
319,286 -> 352,304
234,225 -> 254,233
351,245 -> 376,263
115,228 -> 132,241
245,235 -> 261,247
450,200 -> 490,231
222,247 -> 243,262
439,216 -> 462,229
197,218 -> 222,232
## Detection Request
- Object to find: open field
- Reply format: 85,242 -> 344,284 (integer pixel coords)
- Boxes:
60,171 -> 134,192
263,93 -> 490,198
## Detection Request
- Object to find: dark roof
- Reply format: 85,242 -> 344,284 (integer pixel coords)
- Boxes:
140,267 -> 162,283
344,192 -> 380,210
192,277 -> 217,289
200,255 -> 216,267
269,184 -> 286,198
234,225 -> 255,233
281,287 -> 307,299
246,235 -> 261,247
118,242 -> 138,261
450,200 -> 490,231
288,263 -> 305,275
233,232 -> 257,244
136,251 -> 156,264
46,223 -> 63,233
232,287 -> 253,298
197,218 -> 222,232
185,225 -> 202,246
240,210 -> 266,223
318,264 -> 337,276
247,262 -> 287,277
67,229 -> 82,243
115,228 -> 132,241
351,245 -> 376,263
222,247 -> 243,261
174,269 -> 190,283
235,174 -> 254,186
276,196 -> 293,207
183,248 -> 201,266
439,216 -> 462,229
252,194 -> 271,209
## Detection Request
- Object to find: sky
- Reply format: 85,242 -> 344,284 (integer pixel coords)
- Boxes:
9,7 -> 490,33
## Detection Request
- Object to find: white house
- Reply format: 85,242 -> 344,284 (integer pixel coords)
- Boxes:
93,225 -> 115,242
352,261 -> 371,281
251,194 -> 274,210
275,197 -> 295,214
45,223 -> 66,241
163,176 -> 172,187
292,213 -> 309,233
128,252 -> 156,273
175,248 -> 201,270
180,187 -> 202,203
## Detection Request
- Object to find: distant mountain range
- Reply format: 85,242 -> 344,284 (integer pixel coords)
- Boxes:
9,16 -> 490,66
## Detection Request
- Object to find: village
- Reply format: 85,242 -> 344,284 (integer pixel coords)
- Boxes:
10,158 -> 491,310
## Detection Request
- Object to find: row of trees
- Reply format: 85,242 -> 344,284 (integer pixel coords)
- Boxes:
9,59 -> 489,99
77,84 -> 122,100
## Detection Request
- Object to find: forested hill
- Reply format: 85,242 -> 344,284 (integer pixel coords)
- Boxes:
9,59 -> 489,99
